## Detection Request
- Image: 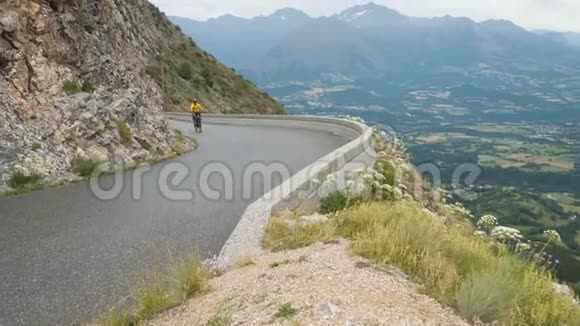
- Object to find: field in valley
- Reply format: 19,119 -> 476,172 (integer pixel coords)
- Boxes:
269,75 -> 580,294
407,122 -> 580,293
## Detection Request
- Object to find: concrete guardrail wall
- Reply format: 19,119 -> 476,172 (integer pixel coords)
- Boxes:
166,113 -> 375,266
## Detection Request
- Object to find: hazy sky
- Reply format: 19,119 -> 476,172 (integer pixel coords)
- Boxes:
150,0 -> 580,32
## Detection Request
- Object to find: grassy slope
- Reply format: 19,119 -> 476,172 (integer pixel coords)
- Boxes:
263,201 -> 580,325
143,4 -> 285,114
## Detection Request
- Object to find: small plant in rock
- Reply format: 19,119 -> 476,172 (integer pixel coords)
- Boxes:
8,171 -> 42,189
72,156 -> 101,177
8,154 -> 51,189
63,80 -> 81,95
117,121 -> 133,146
319,192 -> 348,214
275,303 -> 298,319
81,81 -> 95,93
170,130 -> 194,156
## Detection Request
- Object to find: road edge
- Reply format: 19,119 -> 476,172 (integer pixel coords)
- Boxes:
165,113 -> 375,266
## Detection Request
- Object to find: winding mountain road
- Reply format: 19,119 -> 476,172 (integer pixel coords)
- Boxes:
0,117 -> 356,326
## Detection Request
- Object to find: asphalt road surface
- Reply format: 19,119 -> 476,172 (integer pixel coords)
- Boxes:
0,118 -> 353,325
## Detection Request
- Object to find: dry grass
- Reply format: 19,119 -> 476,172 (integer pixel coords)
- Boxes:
262,200 -> 580,325
234,255 -> 256,268
261,216 -> 336,252
334,201 -> 580,325
94,253 -> 208,325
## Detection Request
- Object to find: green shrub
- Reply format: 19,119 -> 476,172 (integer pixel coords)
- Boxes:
377,159 -> 396,186
96,307 -> 136,326
96,252 -> 208,325
170,254 -> 207,302
201,68 -> 213,88
71,156 -> 101,177
274,303 -> 298,319
134,253 -> 207,320
116,121 -> 133,146
176,61 -> 193,80
170,130 -> 194,156
135,280 -> 171,321
81,81 -> 95,93
63,80 -> 81,95
319,192 -> 348,214
456,267 -> 519,323
8,171 -> 42,189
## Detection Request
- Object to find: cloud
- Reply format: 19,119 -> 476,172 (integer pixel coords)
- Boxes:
150,0 -> 580,32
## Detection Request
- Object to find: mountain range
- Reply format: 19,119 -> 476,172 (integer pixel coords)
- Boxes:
172,2 -> 580,125
171,3 -> 580,81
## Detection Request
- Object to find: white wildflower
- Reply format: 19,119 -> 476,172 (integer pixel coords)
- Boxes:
394,187 -> 403,200
543,230 -> 561,243
319,172 -> 340,197
474,231 -> 488,238
13,154 -> 51,177
477,215 -> 499,232
381,184 -> 393,192
491,226 -> 523,243
516,242 -> 532,252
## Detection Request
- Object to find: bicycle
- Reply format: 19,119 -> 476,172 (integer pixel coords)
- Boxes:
192,112 -> 202,133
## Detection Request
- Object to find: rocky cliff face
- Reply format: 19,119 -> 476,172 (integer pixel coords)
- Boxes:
0,0 -> 284,191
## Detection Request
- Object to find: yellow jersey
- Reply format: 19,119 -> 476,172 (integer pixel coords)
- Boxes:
191,102 -> 202,113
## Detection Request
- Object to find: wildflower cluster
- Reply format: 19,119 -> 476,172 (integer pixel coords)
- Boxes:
515,242 -> 532,253
318,172 -> 340,198
473,214 -> 525,245
490,226 -> 524,243
543,229 -> 562,243
317,164 -> 404,205
13,154 -> 51,177
345,167 -> 399,201
473,212 -> 563,268
477,214 -> 499,232
474,230 -> 488,238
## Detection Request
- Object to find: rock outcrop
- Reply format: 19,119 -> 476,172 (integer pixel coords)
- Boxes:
0,0 -> 284,190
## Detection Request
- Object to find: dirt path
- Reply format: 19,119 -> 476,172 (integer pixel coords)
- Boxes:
152,241 -> 467,325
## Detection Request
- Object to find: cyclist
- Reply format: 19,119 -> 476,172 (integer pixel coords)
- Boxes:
191,98 -> 202,133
